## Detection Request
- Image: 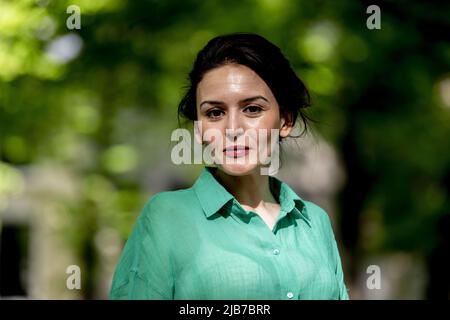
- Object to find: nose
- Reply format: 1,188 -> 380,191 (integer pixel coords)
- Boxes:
225,111 -> 244,141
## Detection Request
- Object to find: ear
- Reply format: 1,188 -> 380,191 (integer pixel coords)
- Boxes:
279,114 -> 294,138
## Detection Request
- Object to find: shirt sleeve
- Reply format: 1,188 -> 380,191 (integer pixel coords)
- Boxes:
317,207 -> 350,300
331,233 -> 350,300
109,196 -> 175,299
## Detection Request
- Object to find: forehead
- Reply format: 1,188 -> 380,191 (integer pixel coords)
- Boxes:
196,64 -> 272,100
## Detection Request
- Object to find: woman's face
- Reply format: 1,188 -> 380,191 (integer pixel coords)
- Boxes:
195,63 -> 293,176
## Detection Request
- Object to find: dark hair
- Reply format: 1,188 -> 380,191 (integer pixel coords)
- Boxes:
177,32 -> 313,138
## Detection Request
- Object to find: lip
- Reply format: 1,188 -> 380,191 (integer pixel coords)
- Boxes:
223,145 -> 250,152
223,145 -> 250,158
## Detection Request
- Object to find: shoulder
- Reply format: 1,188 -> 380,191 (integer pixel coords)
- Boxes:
302,200 -> 335,233
139,187 -> 199,223
125,188 -> 197,245
302,200 -> 339,259
143,188 -> 193,209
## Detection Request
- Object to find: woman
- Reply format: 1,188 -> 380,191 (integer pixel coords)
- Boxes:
109,32 -> 350,300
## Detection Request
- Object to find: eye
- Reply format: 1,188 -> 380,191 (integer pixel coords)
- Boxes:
244,105 -> 262,114
206,109 -> 224,119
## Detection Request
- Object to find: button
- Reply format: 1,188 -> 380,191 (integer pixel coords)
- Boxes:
273,248 -> 280,255
287,292 -> 294,299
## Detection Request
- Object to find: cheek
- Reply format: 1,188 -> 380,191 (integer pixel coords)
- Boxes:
246,109 -> 281,129
245,114 -> 281,142
200,122 -> 223,144
254,129 -> 277,152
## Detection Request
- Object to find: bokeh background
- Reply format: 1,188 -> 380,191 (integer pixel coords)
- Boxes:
0,0 -> 449,299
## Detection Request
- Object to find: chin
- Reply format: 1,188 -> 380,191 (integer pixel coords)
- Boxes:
217,162 -> 260,176
212,149 -> 274,176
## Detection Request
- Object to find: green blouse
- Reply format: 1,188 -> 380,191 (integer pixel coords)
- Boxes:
109,166 -> 350,300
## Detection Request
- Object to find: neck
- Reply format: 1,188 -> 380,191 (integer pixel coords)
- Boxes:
213,167 -> 277,210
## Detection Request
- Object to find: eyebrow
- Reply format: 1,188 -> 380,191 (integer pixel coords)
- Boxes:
199,95 -> 269,109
